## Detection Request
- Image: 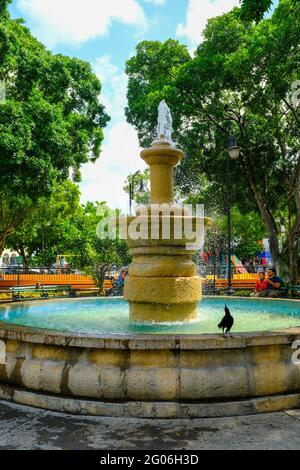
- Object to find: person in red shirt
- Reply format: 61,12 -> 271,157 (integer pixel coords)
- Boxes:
251,272 -> 268,297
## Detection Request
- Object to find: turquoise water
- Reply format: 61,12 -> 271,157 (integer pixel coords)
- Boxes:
0,297 -> 300,335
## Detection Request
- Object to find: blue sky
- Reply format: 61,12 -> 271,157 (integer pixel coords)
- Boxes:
9,0 -> 279,212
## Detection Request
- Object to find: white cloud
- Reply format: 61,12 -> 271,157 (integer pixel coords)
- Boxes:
94,55 -> 128,122
80,122 -> 146,212
177,0 -> 240,46
103,73 -> 128,122
143,0 -> 165,4
79,55 -> 146,212
94,55 -> 118,83
17,0 -> 147,47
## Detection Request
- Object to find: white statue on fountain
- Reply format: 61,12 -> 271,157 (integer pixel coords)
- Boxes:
157,99 -> 174,144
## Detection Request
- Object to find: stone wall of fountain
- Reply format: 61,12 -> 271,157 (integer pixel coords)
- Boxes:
1,323 -> 300,418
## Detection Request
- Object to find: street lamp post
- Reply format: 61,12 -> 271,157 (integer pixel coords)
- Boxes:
41,225 -> 45,270
226,130 -> 240,295
129,171 -> 147,215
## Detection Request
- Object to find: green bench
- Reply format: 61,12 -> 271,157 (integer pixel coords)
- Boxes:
290,285 -> 300,298
279,285 -> 289,297
277,284 -> 300,297
9,285 -> 38,301
202,282 -> 220,295
264,284 -> 298,298
40,285 -> 76,298
9,285 -> 76,301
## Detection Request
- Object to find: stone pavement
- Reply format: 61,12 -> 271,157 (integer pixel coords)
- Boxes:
0,400 -> 300,450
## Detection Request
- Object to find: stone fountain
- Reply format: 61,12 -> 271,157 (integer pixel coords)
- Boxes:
124,100 -> 207,322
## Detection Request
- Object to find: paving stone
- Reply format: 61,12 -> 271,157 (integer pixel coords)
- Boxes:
0,400 -> 300,450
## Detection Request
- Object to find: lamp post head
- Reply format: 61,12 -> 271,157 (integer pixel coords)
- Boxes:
137,180 -> 147,198
227,134 -> 240,160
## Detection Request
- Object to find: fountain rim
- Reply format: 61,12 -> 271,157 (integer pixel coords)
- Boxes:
0,296 -> 300,350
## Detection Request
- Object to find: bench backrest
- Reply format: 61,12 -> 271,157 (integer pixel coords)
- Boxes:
9,286 -> 38,292
42,285 -> 70,290
9,285 -> 71,293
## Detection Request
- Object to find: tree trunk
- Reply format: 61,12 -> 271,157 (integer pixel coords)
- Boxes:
289,245 -> 298,285
281,232 -> 300,285
247,180 -> 281,273
0,229 -> 11,258
249,184 -> 299,283
96,267 -> 107,296
254,145 -> 299,283
19,245 -> 29,273
289,158 -> 300,284
0,232 -> 6,257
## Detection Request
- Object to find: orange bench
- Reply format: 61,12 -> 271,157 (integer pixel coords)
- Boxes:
71,280 -> 113,295
203,279 -> 256,290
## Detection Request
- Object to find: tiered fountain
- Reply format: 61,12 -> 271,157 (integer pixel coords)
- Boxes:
124,100 -> 206,322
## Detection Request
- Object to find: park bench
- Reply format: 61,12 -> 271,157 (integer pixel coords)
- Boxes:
71,279 -> 116,296
202,280 -> 294,297
232,282 -> 254,290
75,288 -> 101,296
290,285 -> 300,298
202,281 -> 220,295
272,284 -> 298,298
9,285 -> 39,301
0,288 -> 9,294
9,284 -> 76,301
278,284 -> 289,297
40,285 -> 76,298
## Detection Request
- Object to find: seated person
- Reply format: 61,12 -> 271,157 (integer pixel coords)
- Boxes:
250,272 -> 268,297
115,269 -> 128,293
265,268 -> 284,297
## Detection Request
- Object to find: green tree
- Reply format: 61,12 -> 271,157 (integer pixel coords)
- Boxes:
203,209 -> 266,270
219,208 -> 266,260
125,39 -> 190,146
7,186 -> 131,289
7,180 -> 82,270
239,0 -> 273,22
203,222 -> 227,274
69,202 -> 131,293
0,0 -> 11,18
125,0 -> 300,282
0,3 -> 109,253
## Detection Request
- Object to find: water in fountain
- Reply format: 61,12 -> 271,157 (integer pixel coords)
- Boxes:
1,297 -> 300,335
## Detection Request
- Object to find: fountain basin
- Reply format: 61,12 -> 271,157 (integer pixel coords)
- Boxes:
0,297 -> 300,418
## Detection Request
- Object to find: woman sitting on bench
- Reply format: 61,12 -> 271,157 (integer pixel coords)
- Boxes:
250,272 -> 268,297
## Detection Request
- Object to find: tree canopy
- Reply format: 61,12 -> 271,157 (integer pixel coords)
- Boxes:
7,180 -> 82,269
239,0 -> 274,22
67,202 -> 131,292
0,14 -> 109,196
7,184 -> 131,290
0,2 -> 110,253
126,0 -> 300,281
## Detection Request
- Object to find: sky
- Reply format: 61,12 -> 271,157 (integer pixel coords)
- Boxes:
9,0 -> 279,213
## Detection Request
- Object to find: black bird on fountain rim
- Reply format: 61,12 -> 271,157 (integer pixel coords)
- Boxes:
218,305 -> 234,338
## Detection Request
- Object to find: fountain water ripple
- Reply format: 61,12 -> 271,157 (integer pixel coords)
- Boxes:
1,297 -> 300,335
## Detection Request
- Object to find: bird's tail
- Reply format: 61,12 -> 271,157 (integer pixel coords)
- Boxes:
225,304 -> 231,315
